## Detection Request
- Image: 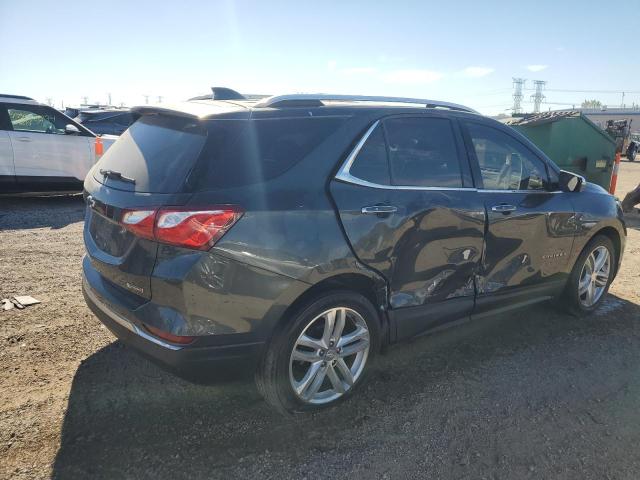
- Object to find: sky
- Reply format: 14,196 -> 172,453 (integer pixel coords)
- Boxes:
1,0 -> 639,115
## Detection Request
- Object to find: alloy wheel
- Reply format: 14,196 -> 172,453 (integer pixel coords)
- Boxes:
578,245 -> 611,307
289,307 -> 370,405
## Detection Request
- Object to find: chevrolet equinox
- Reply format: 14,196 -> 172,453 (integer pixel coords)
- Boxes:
82,92 -> 626,413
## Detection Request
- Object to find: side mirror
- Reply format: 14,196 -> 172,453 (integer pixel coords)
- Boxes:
558,170 -> 584,192
65,124 -> 80,135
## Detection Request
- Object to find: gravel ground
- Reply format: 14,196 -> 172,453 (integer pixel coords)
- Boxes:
1,161 -> 639,480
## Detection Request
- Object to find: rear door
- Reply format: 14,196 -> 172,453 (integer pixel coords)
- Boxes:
461,120 -> 575,314
330,114 -> 485,340
6,103 -> 93,184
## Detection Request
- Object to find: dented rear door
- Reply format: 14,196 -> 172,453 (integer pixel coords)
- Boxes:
330,115 -> 485,339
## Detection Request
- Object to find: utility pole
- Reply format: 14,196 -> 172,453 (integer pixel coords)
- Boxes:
82,96 -> 89,105
531,80 -> 546,113
45,97 -> 53,106
107,92 -> 112,105
157,95 -> 163,103
512,78 -> 526,114
143,95 -> 150,104
621,91 -> 625,108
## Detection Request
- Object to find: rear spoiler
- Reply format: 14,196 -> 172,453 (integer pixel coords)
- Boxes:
131,102 -> 245,121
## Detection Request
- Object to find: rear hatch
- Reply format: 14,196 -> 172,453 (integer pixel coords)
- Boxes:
84,114 -> 207,299
84,106 -> 348,300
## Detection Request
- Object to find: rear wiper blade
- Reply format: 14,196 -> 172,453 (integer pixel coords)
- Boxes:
99,169 -> 135,184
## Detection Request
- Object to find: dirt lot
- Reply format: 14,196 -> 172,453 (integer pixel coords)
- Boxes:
1,162 -> 639,480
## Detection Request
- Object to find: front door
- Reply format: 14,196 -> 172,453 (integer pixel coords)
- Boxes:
330,115 -> 485,340
461,120 -> 575,314
5,103 -> 93,187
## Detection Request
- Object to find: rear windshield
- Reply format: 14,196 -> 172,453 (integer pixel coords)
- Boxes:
95,115 -> 207,193
96,115 -> 345,193
186,116 -> 346,190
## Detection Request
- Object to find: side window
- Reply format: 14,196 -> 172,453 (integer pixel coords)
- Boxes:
383,117 -> 462,188
349,124 -> 390,185
466,122 -> 548,191
7,105 -> 67,134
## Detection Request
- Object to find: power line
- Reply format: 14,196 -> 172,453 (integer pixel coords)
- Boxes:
544,88 -> 640,94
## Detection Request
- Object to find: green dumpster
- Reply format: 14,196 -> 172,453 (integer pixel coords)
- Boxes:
506,111 -> 616,190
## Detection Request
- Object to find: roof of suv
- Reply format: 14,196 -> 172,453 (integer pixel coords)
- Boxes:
0,94 -> 40,106
131,94 -> 480,121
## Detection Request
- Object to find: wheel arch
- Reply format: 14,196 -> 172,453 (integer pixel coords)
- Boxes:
271,272 -> 390,347
592,226 -> 622,274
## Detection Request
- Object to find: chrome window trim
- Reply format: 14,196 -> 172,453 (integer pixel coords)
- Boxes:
335,121 -> 567,194
335,120 -> 476,192
478,189 -> 563,194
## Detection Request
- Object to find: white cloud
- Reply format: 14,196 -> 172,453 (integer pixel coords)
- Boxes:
461,66 -> 494,78
341,67 -> 377,75
327,60 -> 337,71
382,69 -> 444,84
526,64 -> 548,72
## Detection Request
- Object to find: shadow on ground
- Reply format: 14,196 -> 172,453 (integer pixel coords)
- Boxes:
624,211 -> 640,231
52,294 -> 640,479
0,194 -> 84,230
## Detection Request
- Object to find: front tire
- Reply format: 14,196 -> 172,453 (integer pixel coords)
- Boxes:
562,235 -> 615,316
255,291 -> 381,414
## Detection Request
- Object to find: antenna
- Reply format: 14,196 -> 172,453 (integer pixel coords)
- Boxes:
512,78 -> 526,114
531,80 -> 546,113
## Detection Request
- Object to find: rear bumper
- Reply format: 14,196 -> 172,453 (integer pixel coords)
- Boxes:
82,270 -> 264,383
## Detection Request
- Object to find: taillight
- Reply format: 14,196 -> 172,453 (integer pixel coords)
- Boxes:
144,324 -> 195,345
119,206 -> 243,250
121,209 -> 156,240
155,207 -> 243,250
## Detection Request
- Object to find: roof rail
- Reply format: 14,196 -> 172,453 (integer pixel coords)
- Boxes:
254,94 -> 478,113
0,94 -> 35,101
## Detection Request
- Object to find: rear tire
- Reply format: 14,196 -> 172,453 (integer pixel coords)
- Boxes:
255,291 -> 381,414
562,234 -> 615,316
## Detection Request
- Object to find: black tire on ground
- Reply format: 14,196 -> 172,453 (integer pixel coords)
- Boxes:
255,291 -> 381,414
561,234 -> 616,316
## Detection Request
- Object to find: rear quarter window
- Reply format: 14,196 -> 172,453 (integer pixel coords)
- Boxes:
188,117 -> 346,190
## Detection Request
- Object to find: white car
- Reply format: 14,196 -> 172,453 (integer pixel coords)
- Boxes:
0,94 -> 117,193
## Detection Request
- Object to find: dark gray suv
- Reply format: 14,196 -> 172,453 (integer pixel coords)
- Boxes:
82,93 -> 626,412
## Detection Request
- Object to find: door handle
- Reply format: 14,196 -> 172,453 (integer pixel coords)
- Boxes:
361,205 -> 398,214
491,203 -> 517,213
